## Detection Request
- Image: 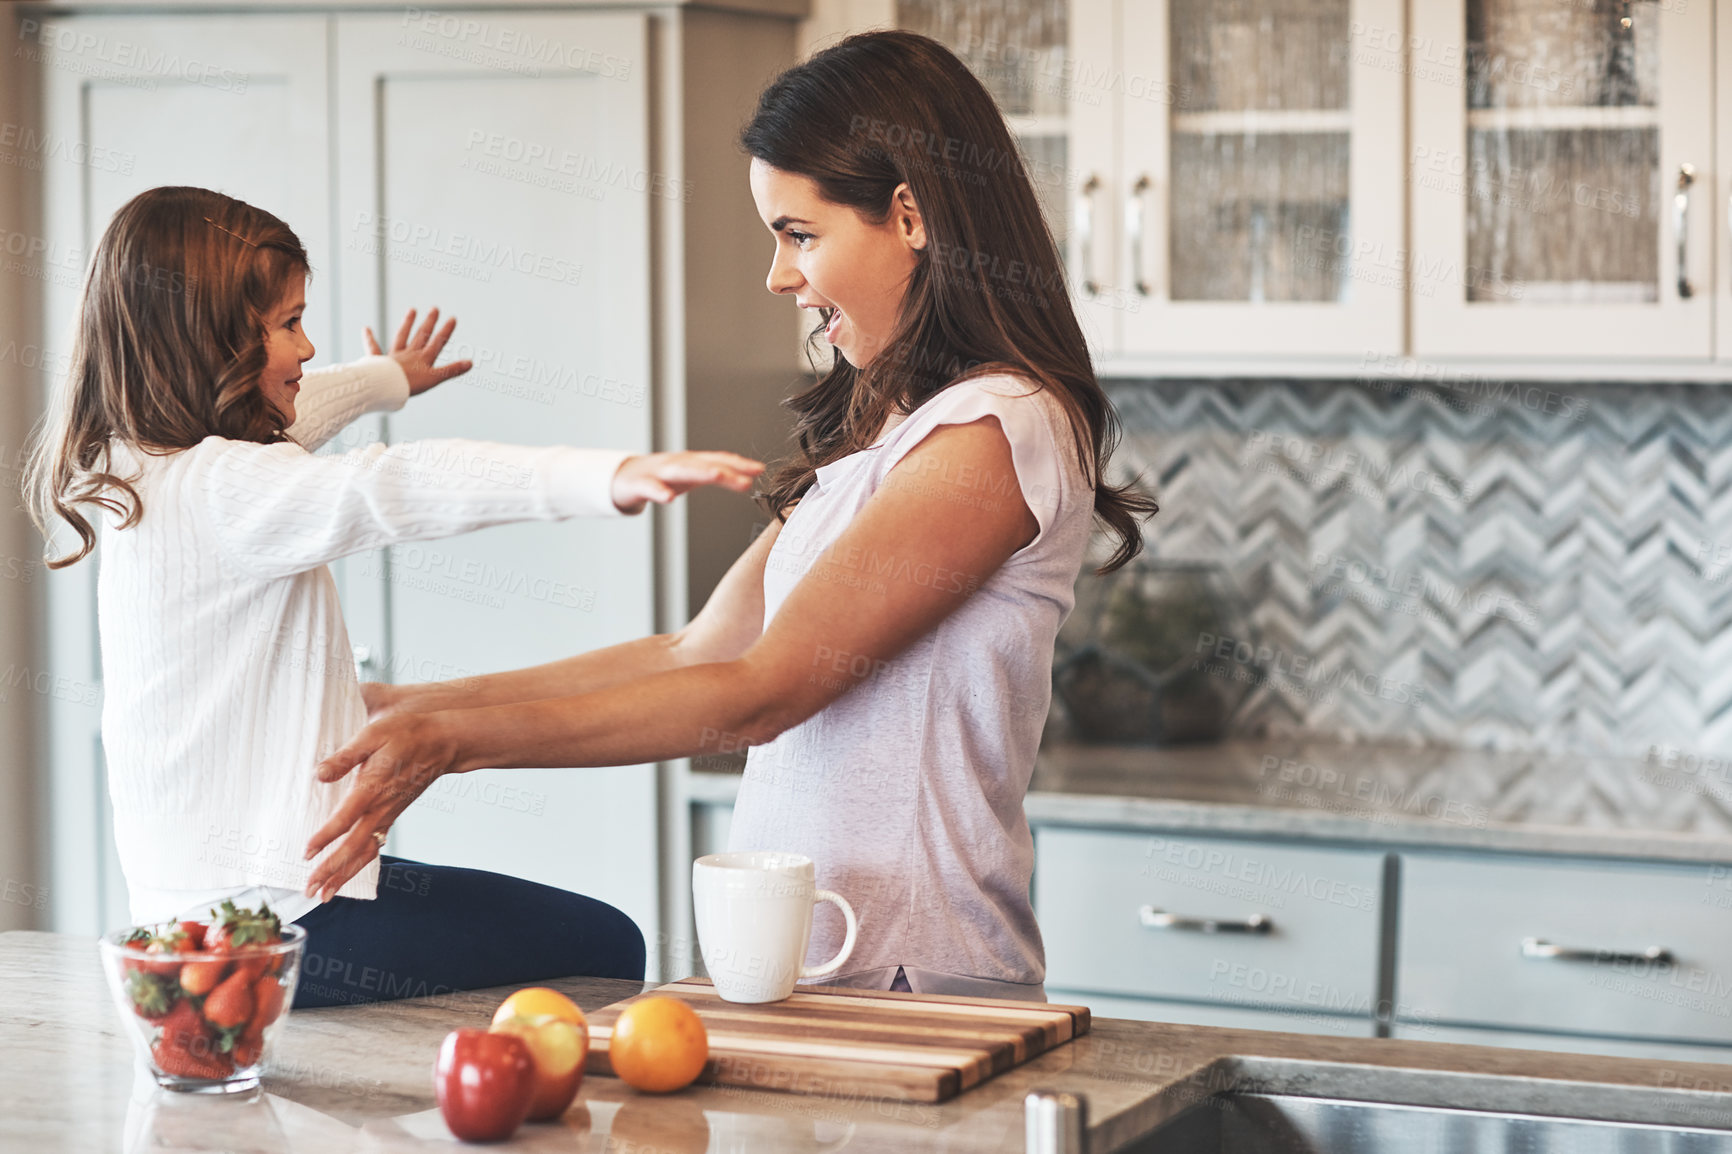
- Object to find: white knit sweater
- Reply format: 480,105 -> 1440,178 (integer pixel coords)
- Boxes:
98,356 -> 628,912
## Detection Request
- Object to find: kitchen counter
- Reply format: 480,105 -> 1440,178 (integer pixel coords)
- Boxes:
689,737 -> 1732,863
11,930 -> 1732,1152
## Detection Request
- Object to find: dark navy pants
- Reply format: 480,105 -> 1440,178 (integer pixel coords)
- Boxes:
291,856 -> 645,1008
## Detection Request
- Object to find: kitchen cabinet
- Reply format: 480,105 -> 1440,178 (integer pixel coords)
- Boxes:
1409,0 -> 1714,358
1097,0 -> 1406,359
1398,852 -> 1732,1046
1035,827 -> 1385,1012
1049,987 -> 1375,1037
1393,1023 -> 1732,1065
827,0 -> 1403,362
29,4 -> 801,967
808,0 -> 1732,372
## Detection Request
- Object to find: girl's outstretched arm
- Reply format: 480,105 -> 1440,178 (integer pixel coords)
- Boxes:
194,437 -> 761,582
302,414 -> 1040,899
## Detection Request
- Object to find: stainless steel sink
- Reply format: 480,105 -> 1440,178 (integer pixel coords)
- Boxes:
1121,1091 -> 1732,1152
1092,1058 -> 1732,1154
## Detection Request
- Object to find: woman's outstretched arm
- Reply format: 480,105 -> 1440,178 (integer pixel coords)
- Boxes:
302,415 -> 1040,898
368,517 -> 784,714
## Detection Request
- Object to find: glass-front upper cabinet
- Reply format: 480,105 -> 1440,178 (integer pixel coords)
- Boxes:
1085,0 -> 1405,359
1411,0 -> 1711,359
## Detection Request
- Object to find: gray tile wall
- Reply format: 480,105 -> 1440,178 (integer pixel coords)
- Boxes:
1104,375 -> 1732,758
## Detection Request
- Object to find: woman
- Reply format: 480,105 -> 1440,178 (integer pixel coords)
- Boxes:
304,30 -> 1156,1000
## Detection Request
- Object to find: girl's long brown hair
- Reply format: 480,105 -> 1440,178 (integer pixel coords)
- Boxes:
741,30 -> 1156,571
26,186 -> 309,568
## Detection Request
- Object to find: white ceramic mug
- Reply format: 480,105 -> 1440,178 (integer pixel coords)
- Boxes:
692,852 -> 858,1003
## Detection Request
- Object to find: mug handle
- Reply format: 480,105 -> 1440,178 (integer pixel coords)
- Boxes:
798,890 -> 858,979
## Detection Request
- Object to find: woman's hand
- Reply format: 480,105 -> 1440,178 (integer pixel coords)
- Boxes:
359,681 -> 400,722
365,307 -> 474,396
611,451 -> 765,514
360,680 -> 453,721
302,712 -> 464,900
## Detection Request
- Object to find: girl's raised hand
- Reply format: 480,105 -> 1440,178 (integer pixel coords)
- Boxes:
611,451 -> 765,514
364,307 -> 474,396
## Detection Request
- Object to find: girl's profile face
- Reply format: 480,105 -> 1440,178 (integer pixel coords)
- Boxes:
260,275 -> 314,424
749,159 -> 926,370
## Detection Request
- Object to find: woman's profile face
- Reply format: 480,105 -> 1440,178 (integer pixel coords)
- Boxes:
749,159 -> 925,370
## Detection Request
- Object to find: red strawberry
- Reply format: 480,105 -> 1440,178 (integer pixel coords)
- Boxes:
202,969 -> 256,1030
232,1025 -> 264,1069
125,969 -> 177,1020
205,900 -> 283,982
152,1001 -> 232,1080
177,957 -> 230,996
176,920 -> 208,951
123,925 -> 195,977
251,973 -> 285,1030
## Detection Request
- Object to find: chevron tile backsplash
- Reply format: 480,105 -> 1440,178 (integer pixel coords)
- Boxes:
1105,376 -> 1732,759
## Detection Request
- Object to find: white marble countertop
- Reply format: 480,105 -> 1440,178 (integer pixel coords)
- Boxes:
690,737 -> 1732,864
13,930 -> 1732,1152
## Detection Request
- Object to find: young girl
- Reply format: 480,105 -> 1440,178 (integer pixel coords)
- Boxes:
27,185 -> 762,1005
302,31 -> 1155,1000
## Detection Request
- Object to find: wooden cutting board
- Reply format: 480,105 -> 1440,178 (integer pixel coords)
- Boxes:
583,977 -> 1090,1103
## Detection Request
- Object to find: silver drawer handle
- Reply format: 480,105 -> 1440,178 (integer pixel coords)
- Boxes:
1127,174 -> 1152,296
1521,937 -> 1675,966
1676,163 -> 1696,299
1077,173 -> 1100,297
1140,905 -> 1272,935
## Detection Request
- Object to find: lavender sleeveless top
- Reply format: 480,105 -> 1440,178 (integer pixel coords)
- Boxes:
726,375 -> 1095,1001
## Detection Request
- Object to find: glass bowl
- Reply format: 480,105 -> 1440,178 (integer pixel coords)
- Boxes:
99,923 -> 305,1093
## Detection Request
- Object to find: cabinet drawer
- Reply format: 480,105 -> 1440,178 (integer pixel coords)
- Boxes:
1391,1023 -> 1732,1067
1035,828 -> 1384,1011
1051,989 -> 1374,1039
1399,854 -> 1732,1044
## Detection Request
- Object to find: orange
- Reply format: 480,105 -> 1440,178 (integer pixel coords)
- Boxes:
492,987 -> 586,1030
607,996 -> 709,1093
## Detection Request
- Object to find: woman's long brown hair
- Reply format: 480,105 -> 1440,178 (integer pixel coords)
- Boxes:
741,30 -> 1156,571
26,186 -> 310,567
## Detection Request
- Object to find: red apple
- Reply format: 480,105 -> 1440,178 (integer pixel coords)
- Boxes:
490,1013 -> 587,1121
434,1028 -> 536,1143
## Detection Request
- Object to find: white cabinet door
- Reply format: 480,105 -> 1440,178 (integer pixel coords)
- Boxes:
333,14 -> 659,949
34,13 -> 332,932
1411,0 -> 1713,358
1066,0 -> 1124,362
1113,0 -> 1405,357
